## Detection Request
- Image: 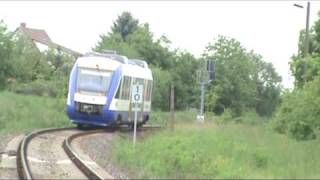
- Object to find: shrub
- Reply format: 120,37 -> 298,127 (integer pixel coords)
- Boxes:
217,109 -> 264,125
252,150 -> 268,168
288,121 -> 316,140
8,79 -> 65,98
271,76 -> 320,140
220,108 -> 233,123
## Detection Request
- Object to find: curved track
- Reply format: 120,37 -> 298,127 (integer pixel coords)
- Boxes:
63,128 -> 115,180
16,125 -> 161,179
16,127 -> 76,179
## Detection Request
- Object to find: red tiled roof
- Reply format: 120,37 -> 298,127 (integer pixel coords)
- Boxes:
18,23 -> 82,57
20,24 -> 53,46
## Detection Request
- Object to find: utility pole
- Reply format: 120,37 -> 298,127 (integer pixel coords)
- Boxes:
294,1 -> 311,83
199,82 -> 205,122
305,1 -> 310,57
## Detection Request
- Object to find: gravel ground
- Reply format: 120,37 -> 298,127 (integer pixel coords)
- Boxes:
0,134 -> 23,179
0,135 -> 18,157
79,129 -> 160,179
79,133 -> 129,179
27,129 -> 87,179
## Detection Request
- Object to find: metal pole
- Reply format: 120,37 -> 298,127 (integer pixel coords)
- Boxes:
170,84 -> 175,131
200,82 -> 205,122
133,102 -> 138,146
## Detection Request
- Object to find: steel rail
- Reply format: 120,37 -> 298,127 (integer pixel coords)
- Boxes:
62,128 -> 114,180
16,127 -> 76,179
16,124 -> 162,179
62,125 -> 162,179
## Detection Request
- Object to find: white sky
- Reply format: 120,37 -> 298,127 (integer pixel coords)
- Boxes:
1,1 -> 320,89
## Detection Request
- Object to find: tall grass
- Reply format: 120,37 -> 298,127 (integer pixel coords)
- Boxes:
0,91 -> 71,134
150,110 -> 216,126
112,122 -> 320,178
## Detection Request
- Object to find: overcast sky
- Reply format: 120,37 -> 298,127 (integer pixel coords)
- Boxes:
1,1 -> 320,89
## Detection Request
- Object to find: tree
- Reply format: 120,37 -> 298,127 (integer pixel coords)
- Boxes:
151,67 -> 172,110
272,76 -> 320,140
111,12 -> 139,41
94,12 -> 200,110
170,51 -> 200,110
0,21 -> 13,89
10,32 -> 49,82
203,36 -> 281,117
290,12 -> 320,88
249,51 -> 282,116
95,22 -> 174,69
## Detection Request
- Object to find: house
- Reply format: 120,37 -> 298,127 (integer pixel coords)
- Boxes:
15,23 -> 82,58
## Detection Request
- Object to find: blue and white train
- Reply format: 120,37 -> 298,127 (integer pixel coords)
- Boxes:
66,52 -> 153,128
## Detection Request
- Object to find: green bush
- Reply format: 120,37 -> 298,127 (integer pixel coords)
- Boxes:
271,76 -> 320,140
252,150 -> 268,168
288,121 -> 315,140
217,109 -> 264,125
219,108 -> 233,123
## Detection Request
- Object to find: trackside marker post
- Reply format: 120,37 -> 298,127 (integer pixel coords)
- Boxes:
131,83 -> 143,146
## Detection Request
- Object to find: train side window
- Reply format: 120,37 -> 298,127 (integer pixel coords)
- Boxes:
135,78 -> 144,85
145,80 -> 153,101
121,76 -> 131,100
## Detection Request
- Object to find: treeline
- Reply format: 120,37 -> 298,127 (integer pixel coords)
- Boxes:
93,12 -> 282,117
0,13 -> 281,117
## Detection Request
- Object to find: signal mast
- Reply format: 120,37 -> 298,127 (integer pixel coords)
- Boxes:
197,59 -> 215,122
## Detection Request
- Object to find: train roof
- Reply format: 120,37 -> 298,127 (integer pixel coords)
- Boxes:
122,64 -> 153,80
76,52 -> 153,80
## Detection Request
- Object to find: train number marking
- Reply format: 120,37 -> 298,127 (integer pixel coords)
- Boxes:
132,84 -> 143,103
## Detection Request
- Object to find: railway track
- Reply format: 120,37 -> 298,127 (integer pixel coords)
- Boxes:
63,128 -> 115,179
16,125 -> 161,179
16,127 -> 76,179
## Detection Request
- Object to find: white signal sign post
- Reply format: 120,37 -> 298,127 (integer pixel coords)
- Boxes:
131,84 -> 143,146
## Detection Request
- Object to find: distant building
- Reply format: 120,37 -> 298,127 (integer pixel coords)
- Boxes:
14,22 -> 82,58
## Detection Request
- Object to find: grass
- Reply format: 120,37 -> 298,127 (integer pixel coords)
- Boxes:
0,91 -> 71,134
112,121 -> 320,178
149,110 -> 216,126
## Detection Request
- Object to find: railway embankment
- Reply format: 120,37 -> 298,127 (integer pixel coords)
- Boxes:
0,91 -> 71,134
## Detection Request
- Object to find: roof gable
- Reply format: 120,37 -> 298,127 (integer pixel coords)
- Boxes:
17,23 -> 82,57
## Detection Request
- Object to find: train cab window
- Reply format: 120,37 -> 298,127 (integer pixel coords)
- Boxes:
77,68 -> 112,95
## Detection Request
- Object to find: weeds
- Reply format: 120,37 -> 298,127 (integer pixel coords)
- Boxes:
112,122 -> 320,178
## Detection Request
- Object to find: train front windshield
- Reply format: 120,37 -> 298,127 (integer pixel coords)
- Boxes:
77,68 -> 112,94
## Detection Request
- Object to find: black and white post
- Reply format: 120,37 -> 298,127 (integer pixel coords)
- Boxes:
131,83 -> 143,146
